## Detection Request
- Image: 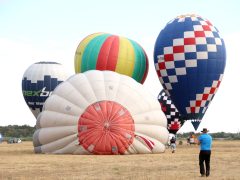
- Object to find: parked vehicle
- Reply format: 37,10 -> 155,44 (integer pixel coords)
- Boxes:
7,138 -> 22,144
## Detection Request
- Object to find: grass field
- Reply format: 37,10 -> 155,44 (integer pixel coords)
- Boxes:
0,140 -> 239,180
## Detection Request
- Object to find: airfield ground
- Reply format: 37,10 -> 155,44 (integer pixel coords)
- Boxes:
0,140 -> 239,179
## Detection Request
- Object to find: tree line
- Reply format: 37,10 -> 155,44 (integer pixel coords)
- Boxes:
0,125 -> 240,140
0,125 -> 35,140
177,132 -> 240,140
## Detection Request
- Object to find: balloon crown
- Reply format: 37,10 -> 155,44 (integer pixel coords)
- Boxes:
35,61 -> 61,65
176,14 -> 200,19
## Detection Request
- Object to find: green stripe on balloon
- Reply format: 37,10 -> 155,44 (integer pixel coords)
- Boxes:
81,34 -> 111,72
129,39 -> 146,83
141,49 -> 149,84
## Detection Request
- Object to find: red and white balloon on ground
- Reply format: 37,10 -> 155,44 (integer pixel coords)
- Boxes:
33,70 -> 169,154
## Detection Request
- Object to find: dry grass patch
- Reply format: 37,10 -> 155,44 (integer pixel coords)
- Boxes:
0,140 -> 239,179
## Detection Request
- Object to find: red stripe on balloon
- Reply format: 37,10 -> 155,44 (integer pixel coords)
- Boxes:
96,35 -> 119,71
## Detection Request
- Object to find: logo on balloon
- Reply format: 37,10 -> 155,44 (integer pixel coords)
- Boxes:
22,75 -> 63,113
23,87 -> 53,97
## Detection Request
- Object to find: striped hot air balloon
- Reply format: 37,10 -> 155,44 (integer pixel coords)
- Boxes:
74,33 -> 149,84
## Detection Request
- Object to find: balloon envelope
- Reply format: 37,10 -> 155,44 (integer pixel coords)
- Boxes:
154,14 -> 226,130
74,32 -> 149,83
22,62 -> 69,119
33,70 -> 168,155
158,89 -> 184,134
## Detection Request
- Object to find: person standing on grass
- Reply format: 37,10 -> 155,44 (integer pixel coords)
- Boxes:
198,128 -> 212,177
170,136 -> 176,153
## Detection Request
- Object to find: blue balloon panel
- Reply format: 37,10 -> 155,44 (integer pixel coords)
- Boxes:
22,75 -> 63,114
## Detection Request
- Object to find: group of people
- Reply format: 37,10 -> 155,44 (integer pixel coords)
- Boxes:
168,128 -> 212,177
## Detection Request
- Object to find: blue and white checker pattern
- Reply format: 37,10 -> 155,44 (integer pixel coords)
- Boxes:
154,14 -> 226,127
155,14 -> 223,91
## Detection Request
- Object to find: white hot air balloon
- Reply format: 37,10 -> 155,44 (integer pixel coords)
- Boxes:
22,62 -> 69,119
33,70 -> 169,155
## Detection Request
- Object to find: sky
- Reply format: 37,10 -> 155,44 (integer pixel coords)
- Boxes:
0,0 -> 239,133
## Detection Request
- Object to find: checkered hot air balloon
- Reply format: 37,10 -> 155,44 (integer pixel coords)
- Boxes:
74,33 -> 149,84
158,89 -> 184,134
154,14 -> 226,130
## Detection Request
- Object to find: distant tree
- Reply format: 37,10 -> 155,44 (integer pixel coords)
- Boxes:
176,131 -> 240,140
0,125 -> 35,138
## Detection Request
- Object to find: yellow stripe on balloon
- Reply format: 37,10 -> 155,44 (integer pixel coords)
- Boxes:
116,37 -> 135,77
74,33 -> 104,73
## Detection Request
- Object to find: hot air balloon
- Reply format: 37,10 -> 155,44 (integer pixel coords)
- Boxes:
158,89 -> 184,134
74,32 -> 149,84
22,62 -> 69,119
154,14 -> 226,130
33,70 -> 168,155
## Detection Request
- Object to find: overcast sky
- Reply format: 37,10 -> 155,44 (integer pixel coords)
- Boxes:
0,0 -> 239,133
